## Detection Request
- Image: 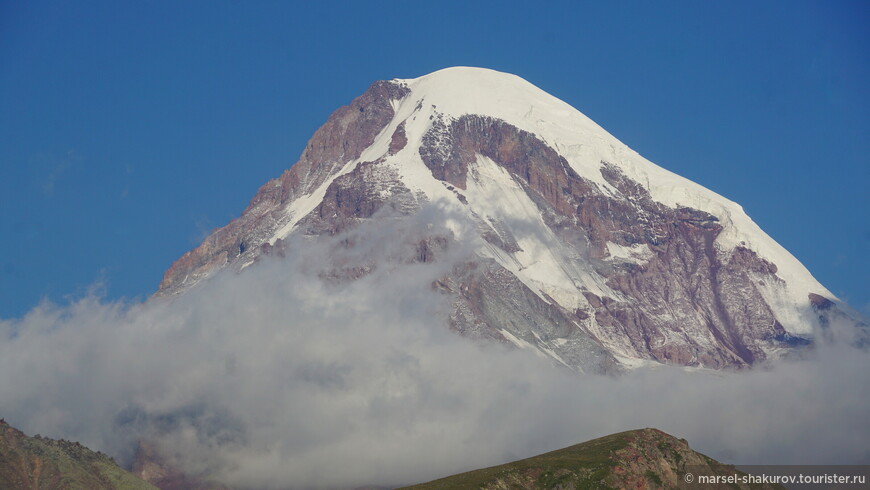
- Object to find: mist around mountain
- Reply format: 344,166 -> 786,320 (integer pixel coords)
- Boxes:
1,232 -> 866,488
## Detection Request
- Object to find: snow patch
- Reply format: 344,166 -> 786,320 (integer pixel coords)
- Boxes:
605,241 -> 653,264
499,330 -> 569,367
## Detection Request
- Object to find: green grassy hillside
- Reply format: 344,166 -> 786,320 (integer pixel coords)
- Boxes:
0,419 -> 157,490
401,428 -> 783,489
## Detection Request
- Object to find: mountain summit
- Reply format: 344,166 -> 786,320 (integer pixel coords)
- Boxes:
157,67 -> 853,372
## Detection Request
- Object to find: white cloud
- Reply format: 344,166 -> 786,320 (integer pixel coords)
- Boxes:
1,211 -> 867,489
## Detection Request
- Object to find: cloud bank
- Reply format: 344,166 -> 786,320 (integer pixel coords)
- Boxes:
1,215 -> 868,489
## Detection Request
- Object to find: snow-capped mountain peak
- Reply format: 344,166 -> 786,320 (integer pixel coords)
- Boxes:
157,67 -> 852,372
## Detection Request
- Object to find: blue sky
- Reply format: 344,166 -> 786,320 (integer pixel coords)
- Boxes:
1,0 -> 867,318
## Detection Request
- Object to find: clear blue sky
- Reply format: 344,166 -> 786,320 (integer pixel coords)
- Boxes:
1,0 -> 867,318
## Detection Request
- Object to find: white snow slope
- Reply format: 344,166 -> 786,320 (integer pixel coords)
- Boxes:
268,67 -> 831,342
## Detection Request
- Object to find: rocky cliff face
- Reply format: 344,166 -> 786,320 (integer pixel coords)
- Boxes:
156,67 -> 857,372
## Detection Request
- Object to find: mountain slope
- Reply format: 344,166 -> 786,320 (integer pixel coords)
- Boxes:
400,428 -> 783,489
0,419 -> 157,490
156,67 -> 855,372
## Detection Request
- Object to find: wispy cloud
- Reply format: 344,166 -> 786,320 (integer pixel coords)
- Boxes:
41,161 -> 68,196
0,208 -> 867,489
34,149 -> 82,197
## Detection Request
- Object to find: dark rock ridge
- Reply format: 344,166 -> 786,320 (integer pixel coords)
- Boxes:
156,70 -> 854,372
158,80 -> 410,294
